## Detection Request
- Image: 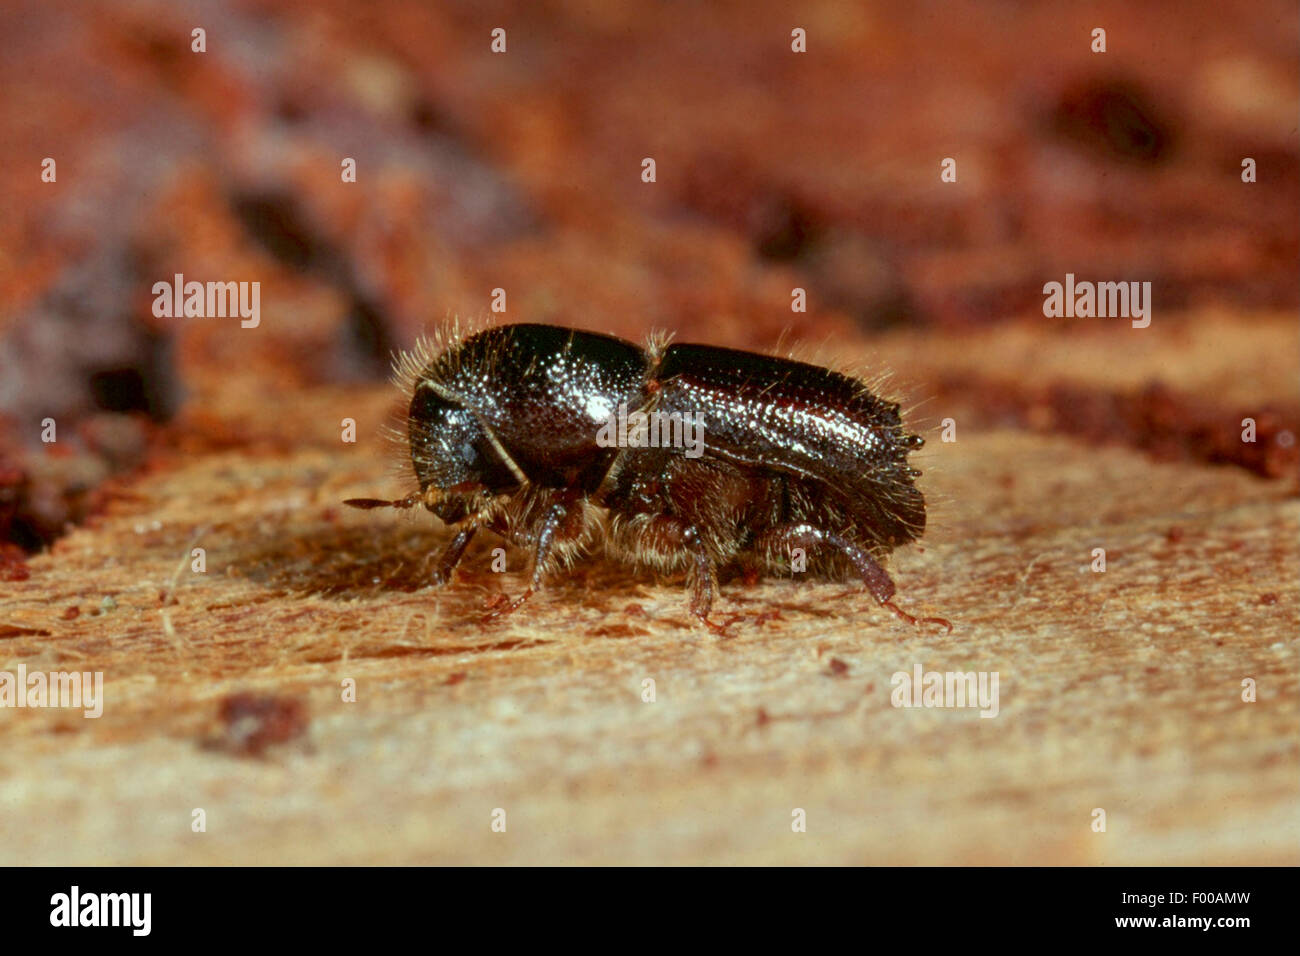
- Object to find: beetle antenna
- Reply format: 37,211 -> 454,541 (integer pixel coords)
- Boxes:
343,493 -> 422,510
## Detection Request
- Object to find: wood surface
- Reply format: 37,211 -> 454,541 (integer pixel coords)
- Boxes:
2,311 -> 1295,865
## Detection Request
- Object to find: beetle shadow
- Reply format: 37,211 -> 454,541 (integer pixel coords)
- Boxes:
227,516 -> 658,611
224,513 -> 872,630
229,519 -> 451,601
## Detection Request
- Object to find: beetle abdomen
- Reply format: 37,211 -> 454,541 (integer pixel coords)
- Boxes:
652,343 -> 925,544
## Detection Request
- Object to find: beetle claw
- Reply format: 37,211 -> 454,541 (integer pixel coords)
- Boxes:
481,588 -> 534,624
881,598 -> 952,634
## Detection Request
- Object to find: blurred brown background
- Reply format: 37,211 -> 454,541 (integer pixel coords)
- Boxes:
0,1 -> 1296,865
1,0 -> 1297,545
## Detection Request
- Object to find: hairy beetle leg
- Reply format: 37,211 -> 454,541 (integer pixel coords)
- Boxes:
756,522 -> 951,633
682,526 -> 729,634
481,500 -> 571,624
431,525 -> 477,586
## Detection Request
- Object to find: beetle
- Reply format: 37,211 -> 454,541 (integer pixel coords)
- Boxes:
346,322 -> 948,632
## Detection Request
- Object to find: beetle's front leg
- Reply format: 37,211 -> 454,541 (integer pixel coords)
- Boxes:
430,525 -> 478,585
482,493 -> 579,621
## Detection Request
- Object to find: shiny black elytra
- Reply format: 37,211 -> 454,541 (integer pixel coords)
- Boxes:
346,323 -> 947,632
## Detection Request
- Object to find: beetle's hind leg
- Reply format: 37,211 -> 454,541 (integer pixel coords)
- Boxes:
754,522 -> 951,632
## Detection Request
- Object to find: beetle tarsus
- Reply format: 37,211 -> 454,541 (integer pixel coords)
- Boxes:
880,598 -> 952,633
481,587 -> 535,623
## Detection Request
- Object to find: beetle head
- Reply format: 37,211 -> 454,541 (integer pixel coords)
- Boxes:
407,383 -> 519,523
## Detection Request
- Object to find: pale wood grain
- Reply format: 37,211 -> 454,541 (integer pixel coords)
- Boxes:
1,314 -> 1296,865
